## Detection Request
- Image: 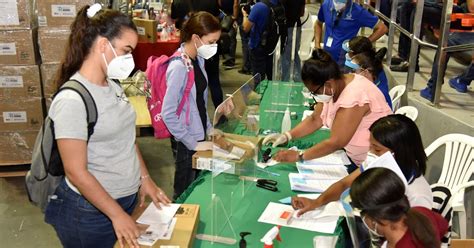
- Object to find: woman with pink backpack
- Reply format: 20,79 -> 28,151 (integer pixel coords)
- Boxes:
161,12 -> 222,200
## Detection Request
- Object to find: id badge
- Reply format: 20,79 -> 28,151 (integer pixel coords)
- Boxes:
326,37 -> 333,47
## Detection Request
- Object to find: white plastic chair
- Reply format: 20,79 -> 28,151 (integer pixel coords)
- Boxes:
389,85 -> 406,112
395,106 -> 418,121
425,134 -> 474,239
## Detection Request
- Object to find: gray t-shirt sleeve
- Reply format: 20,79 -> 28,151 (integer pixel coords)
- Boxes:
49,90 -> 88,141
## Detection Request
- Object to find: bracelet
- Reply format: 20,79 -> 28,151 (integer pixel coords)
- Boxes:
140,174 -> 150,180
298,151 -> 305,163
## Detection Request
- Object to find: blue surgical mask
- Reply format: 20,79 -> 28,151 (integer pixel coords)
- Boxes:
345,56 -> 360,70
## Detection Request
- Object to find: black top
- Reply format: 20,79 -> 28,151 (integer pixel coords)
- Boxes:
191,58 -> 208,136
283,0 -> 305,27
220,0 -> 235,15
192,0 -> 220,16
171,0 -> 220,29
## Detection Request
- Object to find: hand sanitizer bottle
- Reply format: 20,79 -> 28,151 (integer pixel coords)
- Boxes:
281,107 -> 291,133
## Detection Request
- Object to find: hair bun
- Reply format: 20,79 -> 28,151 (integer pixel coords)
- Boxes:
311,48 -> 331,62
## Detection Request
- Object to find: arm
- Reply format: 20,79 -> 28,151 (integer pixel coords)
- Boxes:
302,104 -> 369,160
274,104 -> 369,162
136,144 -> 171,208
292,170 -> 361,216
368,20 -> 388,42
233,0 -> 239,20
58,139 -> 139,248
314,20 -> 323,48
242,7 -> 252,32
288,102 -> 324,139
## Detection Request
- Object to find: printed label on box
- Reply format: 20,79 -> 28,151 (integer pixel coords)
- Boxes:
0,43 -> 16,55
0,0 -> 20,26
51,5 -> 77,17
3,111 -> 27,123
0,76 -> 23,88
137,27 -> 146,36
38,16 -> 47,26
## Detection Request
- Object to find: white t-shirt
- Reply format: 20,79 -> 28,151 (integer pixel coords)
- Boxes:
49,73 -> 140,199
406,175 -> 433,209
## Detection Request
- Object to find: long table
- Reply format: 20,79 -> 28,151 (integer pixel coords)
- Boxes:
175,81 -> 346,247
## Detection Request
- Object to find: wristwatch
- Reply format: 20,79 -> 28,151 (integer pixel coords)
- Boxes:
298,151 -> 305,163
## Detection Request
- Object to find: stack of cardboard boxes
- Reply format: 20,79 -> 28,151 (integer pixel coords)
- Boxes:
37,0 -> 94,110
0,0 -> 41,165
0,0 -> 93,167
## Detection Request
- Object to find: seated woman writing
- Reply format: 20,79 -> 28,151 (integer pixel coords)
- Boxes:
292,114 -> 433,216
264,49 -> 392,171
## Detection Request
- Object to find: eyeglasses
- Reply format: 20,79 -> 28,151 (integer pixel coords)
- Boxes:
309,84 -> 324,96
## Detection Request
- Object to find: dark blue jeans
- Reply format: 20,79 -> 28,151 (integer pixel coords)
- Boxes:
170,137 -> 198,200
426,32 -> 474,92
239,24 -> 251,71
250,45 -> 273,81
45,179 -> 138,248
281,26 -> 302,82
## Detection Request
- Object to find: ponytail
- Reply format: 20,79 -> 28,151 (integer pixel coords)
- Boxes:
405,209 -> 440,248
54,5 -> 137,91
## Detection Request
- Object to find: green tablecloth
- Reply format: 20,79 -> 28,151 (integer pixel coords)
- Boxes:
177,81 -> 346,247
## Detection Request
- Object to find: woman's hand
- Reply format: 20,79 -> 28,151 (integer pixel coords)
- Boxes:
112,212 -> 140,248
139,177 -> 172,209
292,196 -> 319,217
273,149 -> 299,162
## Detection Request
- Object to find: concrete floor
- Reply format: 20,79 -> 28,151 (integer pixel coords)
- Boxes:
2,3 -> 473,247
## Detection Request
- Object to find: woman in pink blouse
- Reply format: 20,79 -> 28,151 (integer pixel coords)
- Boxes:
265,49 -> 392,171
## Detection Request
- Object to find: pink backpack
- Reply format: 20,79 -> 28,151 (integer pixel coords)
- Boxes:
145,51 -> 195,139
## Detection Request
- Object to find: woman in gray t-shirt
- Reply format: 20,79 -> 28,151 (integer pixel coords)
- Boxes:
44,4 -> 171,248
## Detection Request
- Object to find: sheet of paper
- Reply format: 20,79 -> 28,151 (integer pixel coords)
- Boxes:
302,150 -> 351,166
289,173 -> 338,192
295,202 -> 344,219
136,203 -> 181,225
213,145 -> 245,160
364,152 -> 408,186
296,163 -> 348,179
258,202 -> 339,234
256,158 -> 279,169
137,218 -> 178,246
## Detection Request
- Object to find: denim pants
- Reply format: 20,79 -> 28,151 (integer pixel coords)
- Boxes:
170,137 -> 198,200
45,179 -> 138,248
426,32 -> 474,92
239,24 -> 252,71
223,25 -> 237,64
281,26 -> 302,82
250,45 -> 273,81
397,2 -> 442,63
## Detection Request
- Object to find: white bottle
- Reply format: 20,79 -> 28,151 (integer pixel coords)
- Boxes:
281,107 -> 291,133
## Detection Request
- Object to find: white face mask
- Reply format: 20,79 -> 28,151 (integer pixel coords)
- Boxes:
333,0 -> 346,12
362,216 -> 384,238
102,41 -> 135,80
313,85 -> 333,103
195,37 -> 218,60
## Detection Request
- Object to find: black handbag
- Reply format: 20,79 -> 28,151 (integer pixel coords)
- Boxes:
220,11 -> 233,33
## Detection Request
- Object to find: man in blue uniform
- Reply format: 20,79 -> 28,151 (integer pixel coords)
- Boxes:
242,0 -> 280,80
314,0 -> 387,66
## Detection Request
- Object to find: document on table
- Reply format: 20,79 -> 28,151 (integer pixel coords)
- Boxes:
289,173 -> 339,192
258,202 -> 340,234
302,150 -> 351,166
296,163 -> 348,180
136,203 -> 181,225
137,218 -> 178,246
